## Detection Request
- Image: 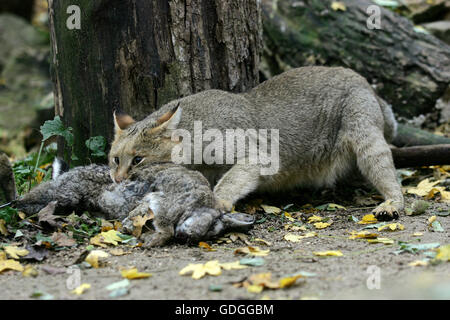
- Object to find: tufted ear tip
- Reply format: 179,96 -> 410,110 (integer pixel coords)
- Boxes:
113,110 -> 136,134
155,102 -> 182,131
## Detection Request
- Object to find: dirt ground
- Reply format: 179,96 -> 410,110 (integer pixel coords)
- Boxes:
0,189 -> 449,301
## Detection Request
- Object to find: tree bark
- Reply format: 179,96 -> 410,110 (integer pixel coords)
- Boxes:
48,0 -> 262,164
261,0 -> 450,118
391,144 -> 450,168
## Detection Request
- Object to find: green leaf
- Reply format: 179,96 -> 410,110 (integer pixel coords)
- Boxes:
40,116 -> 74,146
394,241 -> 441,255
0,207 -> 18,225
431,220 -> 444,233
239,257 -> 265,267
208,284 -> 223,292
85,136 -> 107,158
436,211 -> 450,217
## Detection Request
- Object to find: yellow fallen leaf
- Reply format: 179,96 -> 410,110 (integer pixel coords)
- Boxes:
219,261 -> 248,271
313,222 -> 332,229
89,234 -> 107,248
4,246 -> 29,259
407,179 -> 441,197
307,215 -> 323,223
313,250 -> 343,257
248,273 -> 279,289
327,203 -> 347,210
18,212 -> 26,220
100,219 -> 114,232
348,231 -> 378,239
234,246 -> 270,256
428,216 -> 436,224
132,212 -> 154,237
412,232 -> 423,237
378,223 -> 404,232
367,237 -> 394,245
260,205 -> 281,214
331,1 -> 346,11
358,214 -> 378,224
252,238 -> 272,246
71,283 -> 91,295
179,260 -> 222,279
434,244 -> 450,262
22,265 -> 38,277
121,267 -> 153,280
284,232 -> 318,242
0,259 -> 24,273
283,212 -> 295,222
109,248 -> 128,256
199,242 -> 216,251
0,251 -> 6,260
284,233 -> 303,243
222,232 -> 251,245
85,250 -> 110,268
247,284 -> 264,293
408,260 -> 428,267
90,230 -> 123,247
0,219 -> 8,236
284,224 -> 307,232
279,274 -> 303,288
439,189 -> 450,201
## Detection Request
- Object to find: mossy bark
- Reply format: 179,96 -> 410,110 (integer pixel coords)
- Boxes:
48,0 -> 261,164
261,0 -> 450,119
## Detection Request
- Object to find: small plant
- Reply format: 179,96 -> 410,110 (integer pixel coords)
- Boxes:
85,136 -> 107,159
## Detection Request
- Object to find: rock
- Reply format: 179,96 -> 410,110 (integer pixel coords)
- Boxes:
0,13 -> 48,72
0,13 -> 52,155
422,20 -> 450,44
400,0 -> 450,24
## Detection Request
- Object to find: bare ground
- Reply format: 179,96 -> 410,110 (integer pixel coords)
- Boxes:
0,191 -> 449,300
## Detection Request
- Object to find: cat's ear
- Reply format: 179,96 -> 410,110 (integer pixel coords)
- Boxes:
155,103 -> 182,131
113,110 -> 135,137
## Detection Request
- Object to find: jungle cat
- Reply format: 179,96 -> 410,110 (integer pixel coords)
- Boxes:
11,158 -> 255,247
110,66 -> 404,221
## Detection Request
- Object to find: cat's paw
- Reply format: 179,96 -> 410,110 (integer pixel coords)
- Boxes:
214,198 -> 233,213
372,200 -> 400,221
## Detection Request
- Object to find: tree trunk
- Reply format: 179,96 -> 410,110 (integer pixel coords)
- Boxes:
261,0 -> 450,119
48,0 -> 262,164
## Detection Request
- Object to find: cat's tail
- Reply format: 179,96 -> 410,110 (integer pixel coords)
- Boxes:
52,157 -> 70,180
377,96 -> 397,143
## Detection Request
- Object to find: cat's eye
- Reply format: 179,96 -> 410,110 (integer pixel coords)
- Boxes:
114,157 -> 120,165
132,156 -> 143,166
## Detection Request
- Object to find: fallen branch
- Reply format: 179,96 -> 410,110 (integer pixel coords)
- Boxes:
393,124 -> 450,147
391,144 -> 450,168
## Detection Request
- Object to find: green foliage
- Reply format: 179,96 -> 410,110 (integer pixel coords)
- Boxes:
39,116 -> 74,146
13,144 -> 56,195
0,207 -> 19,225
85,136 -> 107,159
65,214 -> 102,243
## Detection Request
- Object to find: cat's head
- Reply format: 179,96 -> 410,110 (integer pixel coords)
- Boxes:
109,104 -> 182,183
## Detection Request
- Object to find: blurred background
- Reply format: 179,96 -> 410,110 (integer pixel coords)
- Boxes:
0,0 -> 449,166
